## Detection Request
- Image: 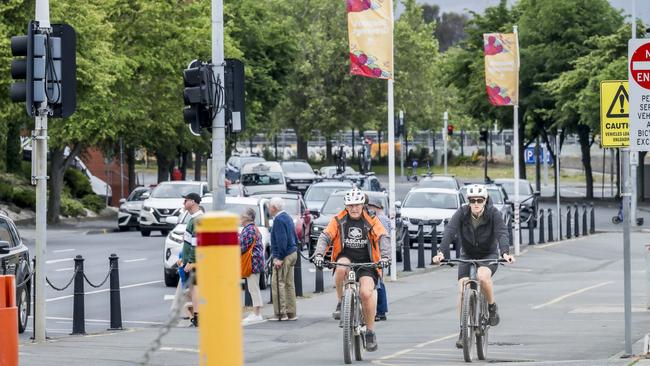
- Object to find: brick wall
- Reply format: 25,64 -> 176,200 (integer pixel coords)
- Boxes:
80,148 -> 130,207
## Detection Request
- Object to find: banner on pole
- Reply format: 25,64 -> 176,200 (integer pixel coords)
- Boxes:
347,0 -> 393,79
483,33 -> 519,106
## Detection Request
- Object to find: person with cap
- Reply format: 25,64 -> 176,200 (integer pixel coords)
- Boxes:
432,184 -> 514,349
367,196 -> 390,321
313,187 -> 391,352
180,192 -> 203,327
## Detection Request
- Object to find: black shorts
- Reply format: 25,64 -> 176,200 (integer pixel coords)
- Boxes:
457,253 -> 498,280
337,256 -> 379,286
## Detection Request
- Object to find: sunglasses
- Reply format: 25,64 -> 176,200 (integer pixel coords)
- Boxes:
469,198 -> 485,204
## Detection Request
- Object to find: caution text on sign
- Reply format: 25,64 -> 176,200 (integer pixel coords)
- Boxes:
600,80 -> 629,147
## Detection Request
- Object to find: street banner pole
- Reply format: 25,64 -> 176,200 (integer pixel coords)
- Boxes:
443,111 -> 448,175
388,80 -> 397,281
211,0 -> 226,211
556,131 -> 561,240
512,25 -> 521,255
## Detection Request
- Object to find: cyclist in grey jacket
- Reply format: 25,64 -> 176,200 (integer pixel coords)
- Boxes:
432,184 -> 514,348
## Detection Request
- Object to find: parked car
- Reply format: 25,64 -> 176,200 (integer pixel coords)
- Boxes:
117,187 -> 151,231
226,155 -> 265,183
162,195 -> 272,287
249,191 -> 312,246
0,212 -> 31,333
460,184 -> 513,230
318,166 -> 357,178
493,178 -> 539,228
139,181 -> 209,237
398,187 -> 465,247
240,161 -> 287,196
417,175 -> 462,190
308,190 -> 407,261
280,160 -> 321,194
303,181 -> 353,212
343,173 -> 384,192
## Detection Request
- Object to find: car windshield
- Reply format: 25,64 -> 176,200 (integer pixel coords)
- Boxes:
321,195 -> 346,215
305,186 -> 349,202
419,179 -> 456,189
128,189 -> 149,201
498,181 -> 532,195
151,184 -> 201,198
282,162 -> 312,174
241,172 -> 284,186
240,157 -> 264,168
403,192 -> 458,209
488,189 -> 503,204
225,203 -> 262,226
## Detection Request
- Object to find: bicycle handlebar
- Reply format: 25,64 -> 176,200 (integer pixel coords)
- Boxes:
441,258 -> 509,267
314,260 -> 384,270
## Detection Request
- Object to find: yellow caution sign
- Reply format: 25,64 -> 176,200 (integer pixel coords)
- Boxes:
600,80 -> 629,147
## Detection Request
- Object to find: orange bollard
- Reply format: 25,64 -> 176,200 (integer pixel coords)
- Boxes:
0,275 -> 18,366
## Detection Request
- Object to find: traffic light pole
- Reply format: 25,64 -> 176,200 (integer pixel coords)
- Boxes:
211,0 -> 226,211
443,111 -> 448,175
34,0 -> 50,344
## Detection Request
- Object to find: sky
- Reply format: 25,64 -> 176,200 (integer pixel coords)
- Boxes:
402,0 -> 650,27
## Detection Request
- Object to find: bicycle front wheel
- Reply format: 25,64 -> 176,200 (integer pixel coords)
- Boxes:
354,296 -> 365,361
461,287 -> 475,362
476,294 -> 489,360
342,288 -> 354,364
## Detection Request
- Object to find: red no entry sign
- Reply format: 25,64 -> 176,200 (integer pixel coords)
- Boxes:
630,42 -> 650,89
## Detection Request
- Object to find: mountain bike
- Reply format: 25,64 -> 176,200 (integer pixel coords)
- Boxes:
322,260 -> 382,364
442,258 -> 506,362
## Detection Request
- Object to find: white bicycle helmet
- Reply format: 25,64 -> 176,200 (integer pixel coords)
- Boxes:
466,184 -> 488,199
344,187 -> 366,205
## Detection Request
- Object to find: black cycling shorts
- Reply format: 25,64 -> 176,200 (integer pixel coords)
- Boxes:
457,253 -> 499,280
336,255 -> 379,286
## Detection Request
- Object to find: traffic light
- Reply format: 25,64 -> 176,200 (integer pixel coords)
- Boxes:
49,23 -> 77,118
447,124 -> 454,136
10,21 -> 45,117
224,58 -> 245,133
479,129 -> 488,142
183,60 -> 213,134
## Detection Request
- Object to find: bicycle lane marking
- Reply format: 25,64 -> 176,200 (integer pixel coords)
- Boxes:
532,281 -> 613,310
372,333 -> 457,365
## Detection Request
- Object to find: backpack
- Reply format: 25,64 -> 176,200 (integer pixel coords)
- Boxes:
241,227 -> 259,278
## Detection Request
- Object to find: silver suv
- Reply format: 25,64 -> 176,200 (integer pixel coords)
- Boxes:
138,181 -> 209,237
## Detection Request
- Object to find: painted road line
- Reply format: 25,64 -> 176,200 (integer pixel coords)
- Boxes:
164,294 -> 175,301
53,249 -> 75,253
414,333 -> 457,348
44,316 -> 164,325
307,268 -> 333,273
532,281 -> 613,310
46,280 -> 163,302
160,347 -> 199,353
46,257 -> 73,264
55,267 -> 74,272
124,258 -> 147,263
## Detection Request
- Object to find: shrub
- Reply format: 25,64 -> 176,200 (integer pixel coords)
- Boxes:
81,194 -> 106,213
0,182 -> 14,203
61,196 -> 86,217
20,161 -> 32,182
12,188 -> 36,210
64,168 -> 93,198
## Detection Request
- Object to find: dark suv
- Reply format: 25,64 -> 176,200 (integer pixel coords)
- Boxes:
0,213 -> 31,333
280,160 -> 320,194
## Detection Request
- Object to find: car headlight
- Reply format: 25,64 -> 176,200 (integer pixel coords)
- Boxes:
312,226 -> 323,234
142,206 -> 153,213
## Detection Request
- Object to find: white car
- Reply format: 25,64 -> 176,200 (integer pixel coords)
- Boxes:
239,161 -> 286,196
139,181 -> 209,237
398,188 -> 466,246
162,195 -> 272,287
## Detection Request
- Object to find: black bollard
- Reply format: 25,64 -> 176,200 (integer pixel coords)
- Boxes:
430,222 -> 438,261
72,255 -> 85,335
582,204 -> 588,236
108,254 -> 122,331
294,246 -> 303,297
566,205 -> 572,239
574,203 -> 579,237
590,203 -> 596,234
538,209 -> 545,244
244,278 -> 253,306
402,234 -> 412,272
417,221 -> 425,268
528,216 -> 535,245
314,267 -> 324,293
547,209 -> 554,242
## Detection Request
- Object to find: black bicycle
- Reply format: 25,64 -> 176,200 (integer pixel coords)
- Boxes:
321,260 -> 381,364
442,258 -> 507,362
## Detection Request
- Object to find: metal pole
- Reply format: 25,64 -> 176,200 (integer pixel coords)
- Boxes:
119,138 -> 124,199
513,25 -> 521,256
399,110 -> 404,179
33,0 -> 50,343
543,143 -> 549,187
631,152 -> 638,224
622,149 -> 632,355
388,79 -> 397,281
535,137 -> 541,192
443,111 -> 448,175
211,0 -> 226,211
556,130 -> 562,241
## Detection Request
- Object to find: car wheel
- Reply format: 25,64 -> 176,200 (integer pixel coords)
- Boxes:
140,229 -> 151,237
118,226 -> 129,232
164,269 -> 179,287
17,283 -> 29,333
161,230 -> 169,236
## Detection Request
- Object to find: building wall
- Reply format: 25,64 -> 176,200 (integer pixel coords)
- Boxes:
80,148 -> 130,207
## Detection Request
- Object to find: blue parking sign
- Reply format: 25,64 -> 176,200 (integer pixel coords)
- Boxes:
524,147 -> 553,164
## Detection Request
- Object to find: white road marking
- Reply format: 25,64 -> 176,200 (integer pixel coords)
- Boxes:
569,306 -> 647,314
44,316 -> 164,325
46,257 -> 73,264
46,280 -> 163,302
55,267 -> 74,272
53,249 -> 75,253
308,268 -> 332,273
414,333 -> 457,348
532,281 -> 613,310
164,294 -> 175,301
159,347 -> 198,353
124,258 -> 147,263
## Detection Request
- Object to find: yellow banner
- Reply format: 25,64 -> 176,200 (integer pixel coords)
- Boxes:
483,33 -> 519,106
347,0 -> 393,79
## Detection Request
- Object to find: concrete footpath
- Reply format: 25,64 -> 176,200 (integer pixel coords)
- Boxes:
19,232 -> 650,366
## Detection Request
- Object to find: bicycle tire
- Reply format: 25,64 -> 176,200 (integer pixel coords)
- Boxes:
461,287 -> 475,362
342,288 -> 354,364
476,293 -> 489,360
354,296 -> 364,361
